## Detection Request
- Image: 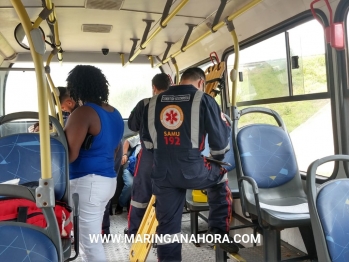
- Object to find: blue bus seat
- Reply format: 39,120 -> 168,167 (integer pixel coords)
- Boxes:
232,107 -> 316,262
0,184 -> 63,261
0,112 -> 79,261
307,155 -> 349,262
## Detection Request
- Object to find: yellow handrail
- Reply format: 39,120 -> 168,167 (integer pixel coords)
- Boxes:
120,53 -> 125,66
46,52 -> 64,127
155,0 -> 262,67
45,0 -> 54,23
148,55 -> 154,68
46,78 -> 56,118
44,0 -> 63,61
172,59 -> 179,85
230,29 -> 239,106
124,0 -> 189,66
11,0 -> 52,180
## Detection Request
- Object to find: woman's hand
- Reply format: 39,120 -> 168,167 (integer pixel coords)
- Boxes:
121,154 -> 128,165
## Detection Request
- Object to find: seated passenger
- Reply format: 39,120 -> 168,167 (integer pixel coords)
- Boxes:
117,134 -> 141,212
57,86 -> 79,124
28,86 -> 75,132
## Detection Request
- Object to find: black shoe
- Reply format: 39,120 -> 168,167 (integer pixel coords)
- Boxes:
219,237 -> 239,254
115,205 -> 123,215
207,228 -> 239,254
124,227 -> 128,235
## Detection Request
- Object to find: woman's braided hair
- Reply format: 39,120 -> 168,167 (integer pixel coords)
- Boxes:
66,65 -> 109,106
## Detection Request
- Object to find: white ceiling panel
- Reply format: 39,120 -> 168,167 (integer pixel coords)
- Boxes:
0,0 -> 342,69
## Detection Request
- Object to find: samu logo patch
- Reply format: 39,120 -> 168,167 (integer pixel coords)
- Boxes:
160,105 -> 184,130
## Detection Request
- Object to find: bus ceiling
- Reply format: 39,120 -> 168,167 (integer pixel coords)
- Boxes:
0,0 -> 338,70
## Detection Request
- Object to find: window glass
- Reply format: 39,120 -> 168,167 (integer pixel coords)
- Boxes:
227,33 -> 289,103
5,63 -> 160,117
288,20 -> 327,95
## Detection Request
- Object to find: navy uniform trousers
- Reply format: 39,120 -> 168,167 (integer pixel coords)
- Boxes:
128,144 -> 153,235
153,151 -> 232,262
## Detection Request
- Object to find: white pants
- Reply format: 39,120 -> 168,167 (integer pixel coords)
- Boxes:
70,174 -> 116,262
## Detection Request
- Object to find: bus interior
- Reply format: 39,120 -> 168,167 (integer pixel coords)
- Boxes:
0,0 -> 349,261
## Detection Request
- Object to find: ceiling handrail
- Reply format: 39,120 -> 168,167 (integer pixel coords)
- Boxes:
154,0 -> 262,68
44,0 -> 64,61
124,0 -> 189,66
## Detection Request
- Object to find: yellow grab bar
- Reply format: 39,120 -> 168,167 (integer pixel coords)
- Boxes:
11,0 -> 52,180
229,29 -> 239,106
46,52 -> 64,127
125,0 -> 189,66
155,0 -> 262,67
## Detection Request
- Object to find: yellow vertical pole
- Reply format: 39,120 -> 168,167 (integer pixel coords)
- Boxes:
46,52 -> 64,127
11,0 -> 52,179
230,30 -> 239,106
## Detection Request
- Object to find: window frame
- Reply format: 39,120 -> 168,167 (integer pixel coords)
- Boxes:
335,0 -> 349,178
222,10 -> 339,182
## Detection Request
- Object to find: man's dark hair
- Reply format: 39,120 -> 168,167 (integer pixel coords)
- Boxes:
180,67 -> 206,85
66,65 -> 109,106
152,73 -> 171,91
57,86 -> 69,104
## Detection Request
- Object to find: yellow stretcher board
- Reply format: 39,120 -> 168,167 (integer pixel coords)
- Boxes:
204,61 -> 226,98
129,195 -> 158,262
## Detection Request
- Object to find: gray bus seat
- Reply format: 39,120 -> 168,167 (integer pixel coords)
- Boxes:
0,112 -> 79,261
0,184 -> 63,261
232,107 -> 316,262
307,155 -> 349,262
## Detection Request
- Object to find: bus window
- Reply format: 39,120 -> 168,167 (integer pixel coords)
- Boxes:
288,20 -> 327,95
227,19 -> 333,177
5,63 -> 160,118
5,64 -> 38,114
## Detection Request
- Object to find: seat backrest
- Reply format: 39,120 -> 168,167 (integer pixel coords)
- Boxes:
0,184 -> 63,261
0,112 -> 69,202
233,107 -> 306,208
307,155 -> 349,262
0,225 -> 60,261
201,113 -> 235,171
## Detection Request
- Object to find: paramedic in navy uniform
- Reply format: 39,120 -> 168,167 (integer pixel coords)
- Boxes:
127,73 -> 170,236
64,65 -> 124,262
142,67 -> 239,261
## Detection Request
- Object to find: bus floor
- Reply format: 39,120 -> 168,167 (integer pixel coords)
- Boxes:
73,208 -> 312,262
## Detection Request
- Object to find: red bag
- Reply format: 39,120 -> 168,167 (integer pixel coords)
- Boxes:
0,198 -> 72,238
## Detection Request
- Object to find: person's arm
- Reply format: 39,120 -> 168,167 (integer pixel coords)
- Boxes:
64,106 -> 91,162
114,142 -> 123,174
128,99 -> 146,132
121,140 -> 130,165
141,103 -> 153,152
204,95 -> 230,160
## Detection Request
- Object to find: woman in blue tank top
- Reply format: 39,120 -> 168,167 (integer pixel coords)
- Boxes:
64,65 -> 124,262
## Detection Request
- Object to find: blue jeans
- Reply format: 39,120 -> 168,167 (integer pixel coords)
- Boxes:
119,168 -> 133,207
